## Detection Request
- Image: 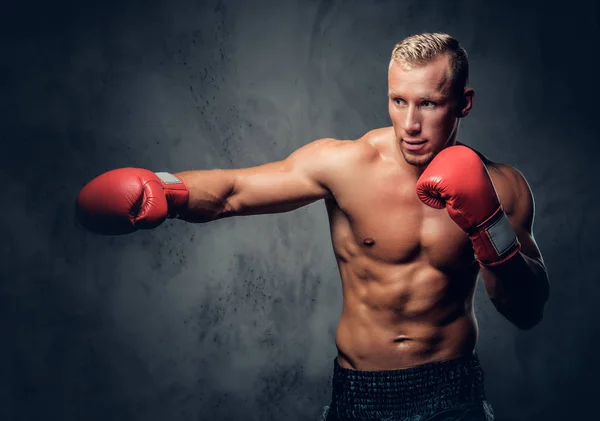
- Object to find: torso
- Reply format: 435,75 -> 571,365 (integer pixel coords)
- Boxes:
325,127 -> 509,370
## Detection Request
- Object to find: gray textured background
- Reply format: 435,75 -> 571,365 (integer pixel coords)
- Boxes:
2,0 -> 599,420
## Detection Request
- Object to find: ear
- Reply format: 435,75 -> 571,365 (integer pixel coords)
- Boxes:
457,88 -> 474,118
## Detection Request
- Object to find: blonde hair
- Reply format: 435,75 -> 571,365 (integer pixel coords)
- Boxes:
391,33 -> 469,95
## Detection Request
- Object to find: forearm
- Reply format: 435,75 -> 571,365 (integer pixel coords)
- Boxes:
481,252 -> 550,329
174,170 -> 236,222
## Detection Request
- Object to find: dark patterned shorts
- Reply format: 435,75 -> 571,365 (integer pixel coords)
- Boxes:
319,353 -> 495,421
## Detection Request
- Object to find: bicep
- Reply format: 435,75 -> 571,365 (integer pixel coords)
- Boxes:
226,139 -> 335,216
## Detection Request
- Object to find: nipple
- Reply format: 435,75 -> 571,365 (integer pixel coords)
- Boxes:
363,238 -> 375,246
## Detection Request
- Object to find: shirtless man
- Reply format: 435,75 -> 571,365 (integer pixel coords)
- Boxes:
76,33 -> 550,421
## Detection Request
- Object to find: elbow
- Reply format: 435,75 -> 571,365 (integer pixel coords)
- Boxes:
514,278 -> 550,331
495,299 -> 547,331
219,174 -> 240,218
519,284 -> 550,331
178,195 -> 235,223
514,314 -> 542,331
212,173 -> 239,220
513,305 -> 546,331
218,196 -> 239,219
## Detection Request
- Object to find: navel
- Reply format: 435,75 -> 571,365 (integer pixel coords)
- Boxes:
363,238 -> 375,246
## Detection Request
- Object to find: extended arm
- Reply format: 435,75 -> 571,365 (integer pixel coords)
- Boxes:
76,138 -> 340,234
175,138 -> 336,222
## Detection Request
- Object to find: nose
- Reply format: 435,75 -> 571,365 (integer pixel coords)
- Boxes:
403,106 -> 421,135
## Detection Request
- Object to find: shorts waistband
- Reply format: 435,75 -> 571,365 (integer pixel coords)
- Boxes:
327,353 -> 486,420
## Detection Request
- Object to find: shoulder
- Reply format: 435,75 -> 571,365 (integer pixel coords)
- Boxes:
356,126 -> 396,160
289,127 -> 396,179
298,129 -> 383,165
286,130 -> 386,194
309,137 -> 376,157
283,136 -> 377,193
483,159 -> 534,221
490,163 -> 534,218
361,126 -> 395,148
458,143 -> 533,217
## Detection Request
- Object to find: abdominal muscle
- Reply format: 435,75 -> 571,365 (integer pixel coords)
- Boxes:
334,258 -> 480,371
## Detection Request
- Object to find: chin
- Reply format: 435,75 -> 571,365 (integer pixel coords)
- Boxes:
400,148 -> 435,167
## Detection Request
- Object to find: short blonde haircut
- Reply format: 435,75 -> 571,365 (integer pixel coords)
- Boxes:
391,33 -> 469,95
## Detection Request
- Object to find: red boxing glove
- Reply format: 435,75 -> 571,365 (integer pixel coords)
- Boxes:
76,168 -> 189,235
416,146 -> 520,266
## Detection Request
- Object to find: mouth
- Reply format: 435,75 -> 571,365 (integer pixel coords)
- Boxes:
402,139 -> 428,152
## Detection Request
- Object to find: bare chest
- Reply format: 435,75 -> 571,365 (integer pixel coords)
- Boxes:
327,165 -> 475,268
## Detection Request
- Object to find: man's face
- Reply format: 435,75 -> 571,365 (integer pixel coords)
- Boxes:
388,54 -> 471,167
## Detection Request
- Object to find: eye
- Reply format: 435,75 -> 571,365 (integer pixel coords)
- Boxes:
421,101 -> 436,108
393,98 -> 405,105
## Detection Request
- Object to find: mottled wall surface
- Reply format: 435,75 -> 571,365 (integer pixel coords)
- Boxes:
2,0 -> 599,420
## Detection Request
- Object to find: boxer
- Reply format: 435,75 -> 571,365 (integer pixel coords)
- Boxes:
76,33 -> 549,421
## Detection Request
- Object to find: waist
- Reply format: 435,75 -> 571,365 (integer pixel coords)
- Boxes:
327,352 -> 486,420
335,313 -> 478,370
